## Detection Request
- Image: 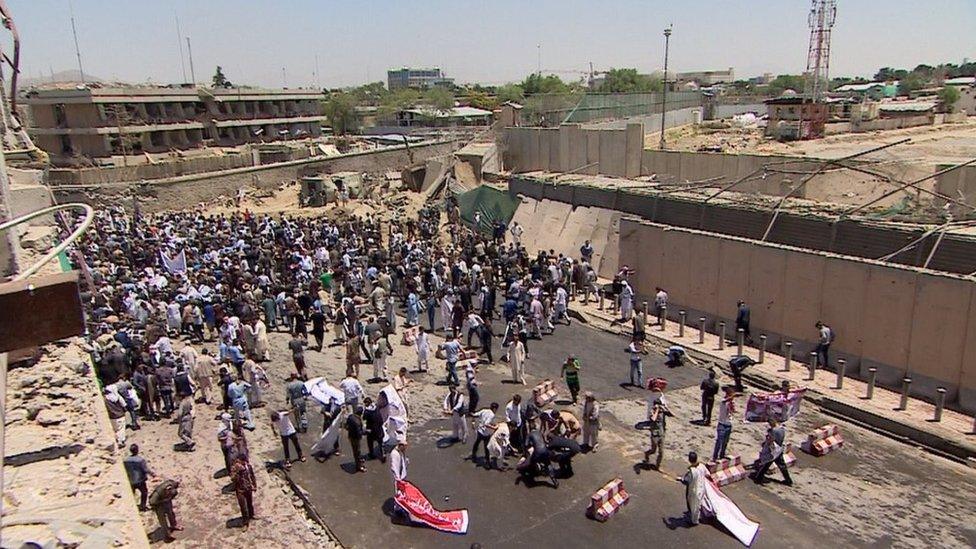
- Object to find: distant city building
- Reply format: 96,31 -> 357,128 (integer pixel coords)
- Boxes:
675,67 -> 735,86
833,81 -> 898,100
387,68 -> 455,90
764,95 -> 828,140
24,86 -> 326,160
944,77 -> 976,116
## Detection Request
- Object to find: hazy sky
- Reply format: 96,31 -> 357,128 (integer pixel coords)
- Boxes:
7,0 -> 976,88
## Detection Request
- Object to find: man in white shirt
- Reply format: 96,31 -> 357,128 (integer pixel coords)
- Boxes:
505,395 -> 525,452
510,222 -> 523,244
390,441 -> 408,484
442,385 -> 468,443
712,385 -> 737,461
339,374 -> 365,409
465,311 -> 484,348
470,402 -> 499,467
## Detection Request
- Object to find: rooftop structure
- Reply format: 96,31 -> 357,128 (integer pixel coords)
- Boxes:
387,67 -> 455,91
23,86 -> 327,161
396,106 -> 492,127
674,68 -> 735,86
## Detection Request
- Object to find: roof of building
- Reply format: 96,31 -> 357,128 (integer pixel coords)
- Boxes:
403,106 -> 493,118
944,76 -> 976,86
878,101 -> 937,112
835,81 -> 893,92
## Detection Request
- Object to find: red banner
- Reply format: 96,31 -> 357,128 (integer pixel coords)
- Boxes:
744,388 -> 806,423
394,480 -> 469,535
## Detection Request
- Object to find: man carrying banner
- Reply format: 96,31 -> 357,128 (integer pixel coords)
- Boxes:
751,418 -> 793,487
678,451 -> 709,525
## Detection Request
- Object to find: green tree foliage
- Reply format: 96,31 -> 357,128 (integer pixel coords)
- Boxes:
423,87 -> 455,111
938,85 -> 961,112
465,90 -> 497,110
351,82 -> 387,105
495,84 -> 525,104
323,92 -> 359,135
766,74 -> 806,96
897,73 -> 926,96
597,68 -> 662,93
378,88 -> 421,118
521,73 -> 571,95
212,66 -> 233,88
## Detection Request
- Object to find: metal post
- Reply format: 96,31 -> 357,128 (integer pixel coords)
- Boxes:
736,328 -> 744,355
598,289 -> 604,310
835,358 -> 846,389
866,367 -> 877,399
783,342 -> 792,372
934,387 -> 947,422
570,282 -> 576,302
678,310 -> 686,337
660,306 -> 667,330
659,25 -> 673,150
718,322 -> 726,350
758,335 -> 766,363
698,317 -> 706,344
642,301 -> 648,325
898,377 -> 912,410
808,352 -> 818,380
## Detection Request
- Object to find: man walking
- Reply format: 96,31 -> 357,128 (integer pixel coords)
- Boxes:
346,405 -> 367,473
363,397 -> 386,462
148,478 -> 181,542
442,384 -> 468,443
627,338 -> 647,388
735,300 -> 751,343
561,355 -> 581,404
713,385 -> 737,460
123,444 -> 154,510
644,397 -> 668,469
285,373 -> 309,433
271,410 -> 304,467
582,392 -> 601,452
678,451 -> 709,526
700,369 -> 719,425
177,396 -> 196,450
505,394 -> 525,453
230,454 -> 257,528
438,334 -> 463,386
752,418 -> 794,486
471,402 -> 499,468
815,321 -> 834,369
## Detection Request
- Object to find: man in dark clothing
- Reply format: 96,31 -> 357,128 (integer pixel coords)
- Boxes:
735,300 -> 751,343
123,444 -> 154,510
729,355 -> 754,393
700,369 -> 720,425
363,397 -> 386,462
752,419 -> 793,486
156,361 -> 176,415
149,478 -> 181,542
346,406 -> 367,472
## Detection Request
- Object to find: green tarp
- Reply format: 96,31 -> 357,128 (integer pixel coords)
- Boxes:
456,185 -> 520,235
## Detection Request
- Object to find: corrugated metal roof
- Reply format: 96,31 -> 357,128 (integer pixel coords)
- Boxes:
404,106 -> 493,118
944,76 -> 976,86
878,101 -> 936,112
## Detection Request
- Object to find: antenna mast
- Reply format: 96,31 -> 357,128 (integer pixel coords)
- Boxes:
805,0 -> 837,103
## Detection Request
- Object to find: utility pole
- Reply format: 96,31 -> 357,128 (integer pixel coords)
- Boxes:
186,37 -> 197,85
282,67 -> 287,88
537,43 -> 541,76
659,24 -> 672,150
314,53 -> 321,90
68,0 -> 86,84
175,15 -> 188,83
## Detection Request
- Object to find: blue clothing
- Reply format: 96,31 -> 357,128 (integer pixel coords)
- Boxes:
441,341 -> 462,363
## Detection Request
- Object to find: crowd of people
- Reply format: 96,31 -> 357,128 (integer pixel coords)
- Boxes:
73,187 -> 800,541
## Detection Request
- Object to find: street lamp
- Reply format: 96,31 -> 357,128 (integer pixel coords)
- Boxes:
660,24 -> 673,150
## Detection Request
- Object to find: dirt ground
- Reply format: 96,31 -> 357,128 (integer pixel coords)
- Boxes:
658,118 -> 976,165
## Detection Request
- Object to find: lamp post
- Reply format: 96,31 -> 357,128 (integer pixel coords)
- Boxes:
659,24 -> 672,150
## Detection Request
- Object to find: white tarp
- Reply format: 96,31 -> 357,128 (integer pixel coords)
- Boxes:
702,479 -> 760,546
305,377 -> 345,408
379,384 -> 408,444
160,249 -> 187,274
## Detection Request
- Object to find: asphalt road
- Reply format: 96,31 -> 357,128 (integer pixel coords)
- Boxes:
284,319 -> 862,549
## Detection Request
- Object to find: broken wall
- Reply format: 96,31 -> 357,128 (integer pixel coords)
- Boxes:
619,217 -> 976,413
501,124 -> 643,178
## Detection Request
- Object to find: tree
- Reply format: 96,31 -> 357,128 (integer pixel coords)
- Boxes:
897,72 -> 926,96
423,87 -> 455,111
324,92 -> 359,135
465,90 -> 497,110
496,84 -> 525,104
521,73 -> 571,95
351,81 -> 387,105
212,66 -> 233,88
378,88 -> 420,119
766,74 -> 806,96
597,68 -> 661,93
938,86 -> 961,113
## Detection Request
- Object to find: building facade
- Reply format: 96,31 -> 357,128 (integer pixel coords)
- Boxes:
675,68 -> 735,86
765,96 -> 828,140
23,87 -> 327,160
387,68 -> 455,90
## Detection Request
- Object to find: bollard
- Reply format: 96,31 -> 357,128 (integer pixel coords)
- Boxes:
736,328 -> 744,356
934,387 -> 947,422
835,359 -> 846,390
758,335 -> 767,363
660,306 -> 668,330
598,289 -> 605,310
698,317 -> 706,344
642,301 -> 648,325
866,367 -> 877,399
614,294 -> 620,313
678,311 -> 686,338
570,282 -> 577,302
898,377 -> 912,411
783,342 -> 792,372
808,352 -> 817,381
718,322 -> 726,350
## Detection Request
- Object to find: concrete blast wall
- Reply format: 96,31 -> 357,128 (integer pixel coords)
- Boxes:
501,124 -> 643,178
619,218 -> 976,413
509,197 -> 621,279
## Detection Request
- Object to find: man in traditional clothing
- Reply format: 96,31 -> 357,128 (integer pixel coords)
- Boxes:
442,384 -> 468,443
252,318 -> 270,361
582,392 -> 600,452
678,451 -> 710,526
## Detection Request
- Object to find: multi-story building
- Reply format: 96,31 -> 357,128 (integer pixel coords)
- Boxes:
387,68 -> 455,90
23,86 -> 327,160
675,67 -> 735,86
